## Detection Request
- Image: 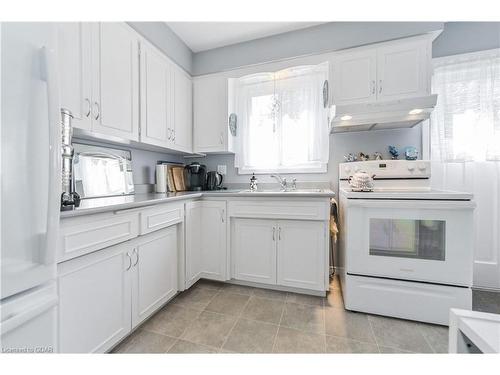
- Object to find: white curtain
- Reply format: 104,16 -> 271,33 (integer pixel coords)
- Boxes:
430,49 -> 500,289
234,62 -> 329,173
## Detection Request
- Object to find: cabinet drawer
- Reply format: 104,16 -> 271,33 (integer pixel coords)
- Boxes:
59,211 -> 139,262
139,202 -> 184,235
228,200 -> 329,221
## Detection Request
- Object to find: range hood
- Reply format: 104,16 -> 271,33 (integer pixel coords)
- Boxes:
330,94 -> 437,133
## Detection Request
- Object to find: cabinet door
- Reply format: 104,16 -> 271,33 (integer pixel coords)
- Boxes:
199,201 -> 227,281
185,201 -> 203,287
91,23 -> 139,141
173,67 -> 193,152
131,227 -> 178,328
376,39 -> 429,101
332,49 -> 377,105
58,242 -> 132,353
232,219 -> 277,285
193,76 -> 228,153
277,220 -> 326,291
56,22 -> 92,131
139,42 -> 171,148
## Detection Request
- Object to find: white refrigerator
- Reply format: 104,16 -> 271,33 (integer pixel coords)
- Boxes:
1,23 -> 61,353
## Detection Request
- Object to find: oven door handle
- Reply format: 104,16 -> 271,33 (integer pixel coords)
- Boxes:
345,199 -> 476,210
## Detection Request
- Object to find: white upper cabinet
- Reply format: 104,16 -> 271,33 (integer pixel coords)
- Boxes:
56,23 -> 92,131
173,67 -> 193,153
139,41 -> 173,148
376,39 -> 429,101
331,35 -> 432,106
332,49 -> 377,105
90,23 -> 139,141
193,76 -> 231,153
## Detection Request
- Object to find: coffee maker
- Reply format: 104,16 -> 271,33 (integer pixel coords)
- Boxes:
185,162 -> 207,191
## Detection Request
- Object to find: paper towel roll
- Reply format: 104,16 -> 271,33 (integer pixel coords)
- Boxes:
155,164 -> 168,193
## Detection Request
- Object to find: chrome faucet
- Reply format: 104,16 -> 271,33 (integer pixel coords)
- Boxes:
270,174 -> 287,191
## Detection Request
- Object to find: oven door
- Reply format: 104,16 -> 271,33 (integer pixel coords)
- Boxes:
345,198 -> 475,286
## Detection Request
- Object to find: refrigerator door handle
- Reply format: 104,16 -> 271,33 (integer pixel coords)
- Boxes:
40,46 -> 62,265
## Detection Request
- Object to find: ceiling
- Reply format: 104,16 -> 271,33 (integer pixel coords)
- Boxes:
166,22 -> 324,52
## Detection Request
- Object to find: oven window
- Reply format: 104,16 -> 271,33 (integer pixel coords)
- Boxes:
369,219 -> 446,261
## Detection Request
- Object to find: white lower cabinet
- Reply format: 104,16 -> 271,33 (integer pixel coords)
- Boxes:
131,226 -> 178,327
232,219 -> 277,285
58,226 -> 178,353
232,218 -> 326,292
58,241 -> 132,353
185,200 -> 227,288
276,220 -> 326,291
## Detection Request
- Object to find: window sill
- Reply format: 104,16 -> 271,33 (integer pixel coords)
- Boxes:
237,165 -> 327,175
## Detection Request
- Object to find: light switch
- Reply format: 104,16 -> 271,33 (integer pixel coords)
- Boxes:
217,165 -> 227,175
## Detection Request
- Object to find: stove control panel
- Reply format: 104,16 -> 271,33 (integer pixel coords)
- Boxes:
339,160 -> 431,180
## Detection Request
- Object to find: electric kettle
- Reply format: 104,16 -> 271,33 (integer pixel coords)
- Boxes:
206,171 -> 223,190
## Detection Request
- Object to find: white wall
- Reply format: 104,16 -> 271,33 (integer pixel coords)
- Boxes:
193,125 -> 422,193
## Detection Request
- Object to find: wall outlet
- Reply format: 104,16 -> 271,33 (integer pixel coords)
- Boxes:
217,165 -> 227,175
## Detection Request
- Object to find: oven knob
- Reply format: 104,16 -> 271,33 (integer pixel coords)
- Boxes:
354,166 -> 361,173
344,166 -> 351,174
407,165 -> 415,172
418,163 -> 427,171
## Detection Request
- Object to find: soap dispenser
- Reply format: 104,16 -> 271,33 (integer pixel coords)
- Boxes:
250,173 -> 258,192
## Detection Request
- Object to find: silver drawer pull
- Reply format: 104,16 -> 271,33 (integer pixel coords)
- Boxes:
126,252 -> 132,271
132,248 -> 139,266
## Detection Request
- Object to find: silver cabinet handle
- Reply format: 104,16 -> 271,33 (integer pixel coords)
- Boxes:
220,209 -> 225,223
125,252 -> 132,271
371,81 -> 376,95
85,98 -> 91,117
220,132 -> 224,145
167,128 -> 171,140
132,248 -> 139,267
93,102 -> 100,120
278,227 -> 281,240
272,227 -> 276,241
172,129 -> 176,142
379,80 -> 382,94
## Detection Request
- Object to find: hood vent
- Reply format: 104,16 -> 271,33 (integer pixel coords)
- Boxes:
330,94 -> 437,133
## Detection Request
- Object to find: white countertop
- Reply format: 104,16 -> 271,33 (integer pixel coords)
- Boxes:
60,189 -> 335,218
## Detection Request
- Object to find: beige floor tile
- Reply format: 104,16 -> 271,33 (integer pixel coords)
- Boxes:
324,307 -> 376,343
205,292 -> 250,316
141,304 -> 200,338
326,336 -> 379,353
196,279 -> 225,291
171,285 -> 219,311
273,327 -> 325,353
281,302 -> 325,334
379,346 -> 415,353
222,318 -> 278,353
418,323 -> 449,353
286,292 -> 325,307
220,283 -> 256,296
368,315 -> 433,353
114,330 -> 176,353
168,339 -> 218,353
241,296 -> 285,324
252,288 -> 287,301
181,311 -> 237,348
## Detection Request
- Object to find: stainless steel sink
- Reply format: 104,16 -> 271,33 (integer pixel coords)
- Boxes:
238,188 -> 325,194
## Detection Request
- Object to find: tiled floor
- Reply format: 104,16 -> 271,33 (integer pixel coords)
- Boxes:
112,277 -> 500,354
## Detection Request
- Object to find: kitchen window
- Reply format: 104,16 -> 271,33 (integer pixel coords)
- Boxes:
233,63 -> 330,174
